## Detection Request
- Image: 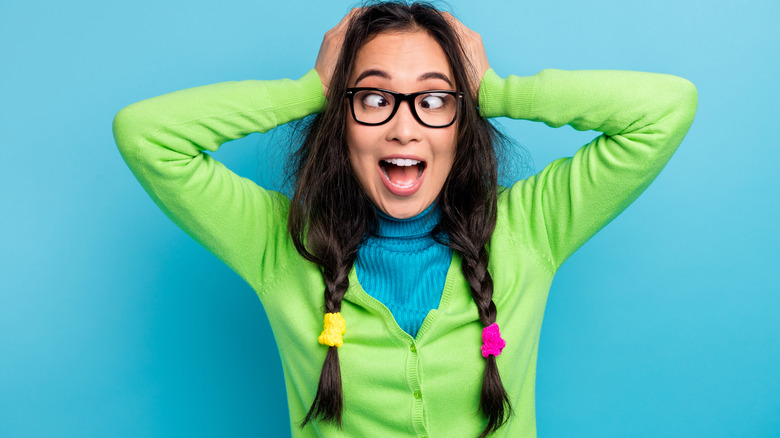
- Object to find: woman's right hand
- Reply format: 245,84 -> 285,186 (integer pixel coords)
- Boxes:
315,8 -> 360,97
443,12 -> 490,99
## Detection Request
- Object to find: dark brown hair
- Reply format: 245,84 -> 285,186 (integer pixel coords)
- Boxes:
288,2 -> 512,436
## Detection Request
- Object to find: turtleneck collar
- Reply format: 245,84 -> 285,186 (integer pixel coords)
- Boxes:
357,202 -> 453,337
374,203 -> 440,239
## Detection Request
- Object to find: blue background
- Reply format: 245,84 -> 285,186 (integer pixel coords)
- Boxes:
2,0 -> 778,436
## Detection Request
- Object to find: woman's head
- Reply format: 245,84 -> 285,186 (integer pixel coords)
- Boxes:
298,1 -> 493,220
334,2 -> 479,219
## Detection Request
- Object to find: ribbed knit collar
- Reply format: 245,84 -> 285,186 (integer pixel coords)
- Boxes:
374,203 -> 440,239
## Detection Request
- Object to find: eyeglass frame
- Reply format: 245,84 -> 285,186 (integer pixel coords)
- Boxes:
345,87 -> 464,128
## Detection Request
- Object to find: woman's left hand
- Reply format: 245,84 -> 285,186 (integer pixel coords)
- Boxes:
315,8 -> 361,97
443,13 -> 490,99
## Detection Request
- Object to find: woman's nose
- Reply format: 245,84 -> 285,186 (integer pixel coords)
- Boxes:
386,101 -> 423,145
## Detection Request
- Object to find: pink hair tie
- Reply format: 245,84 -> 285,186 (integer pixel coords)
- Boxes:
481,322 -> 506,358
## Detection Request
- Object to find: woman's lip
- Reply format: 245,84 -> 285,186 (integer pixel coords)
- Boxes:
377,158 -> 427,197
380,154 -> 425,161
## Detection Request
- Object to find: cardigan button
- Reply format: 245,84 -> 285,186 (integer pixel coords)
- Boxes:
410,344 -> 416,353
413,390 -> 422,399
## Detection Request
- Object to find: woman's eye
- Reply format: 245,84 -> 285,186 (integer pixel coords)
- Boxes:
362,93 -> 389,108
419,94 -> 447,110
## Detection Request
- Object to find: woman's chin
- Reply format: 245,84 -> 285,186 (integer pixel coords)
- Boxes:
376,198 -> 428,220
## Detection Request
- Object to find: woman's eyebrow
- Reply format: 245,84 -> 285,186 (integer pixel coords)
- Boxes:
418,72 -> 453,86
353,69 -> 453,87
354,69 -> 389,85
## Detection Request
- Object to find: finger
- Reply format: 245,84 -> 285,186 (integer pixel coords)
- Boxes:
441,11 -> 469,37
316,8 -> 363,96
332,7 -> 361,33
440,12 -> 489,96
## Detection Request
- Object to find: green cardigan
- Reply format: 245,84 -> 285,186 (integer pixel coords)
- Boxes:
113,68 -> 697,437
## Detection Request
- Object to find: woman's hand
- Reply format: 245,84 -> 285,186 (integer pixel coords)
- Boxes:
315,8 -> 360,97
443,13 -> 490,99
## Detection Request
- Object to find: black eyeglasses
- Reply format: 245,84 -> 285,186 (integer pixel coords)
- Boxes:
346,87 -> 463,128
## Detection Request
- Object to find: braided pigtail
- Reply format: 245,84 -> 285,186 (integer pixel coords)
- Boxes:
443,200 -> 512,437
291,156 -> 373,428
463,244 -> 511,438
289,100 -> 375,427
301,252 -> 353,427
293,197 -> 371,428
437,47 -> 514,432
442,201 -> 513,437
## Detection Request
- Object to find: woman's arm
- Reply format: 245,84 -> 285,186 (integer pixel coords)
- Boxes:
112,71 -> 325,286
447,14 -> 697,270
481,68 -> 698,269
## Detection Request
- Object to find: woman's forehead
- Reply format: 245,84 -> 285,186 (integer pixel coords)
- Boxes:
350,30 -> 454,89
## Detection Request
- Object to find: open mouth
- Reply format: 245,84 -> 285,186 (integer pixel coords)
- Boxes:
379,157 -> 426,196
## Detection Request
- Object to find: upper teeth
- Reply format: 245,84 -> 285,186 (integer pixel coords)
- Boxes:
384,158 -> 420,167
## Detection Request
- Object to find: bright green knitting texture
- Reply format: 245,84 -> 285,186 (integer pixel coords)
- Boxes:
114,67 -> 696,437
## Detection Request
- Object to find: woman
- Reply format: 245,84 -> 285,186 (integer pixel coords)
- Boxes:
113,2 -> 697,437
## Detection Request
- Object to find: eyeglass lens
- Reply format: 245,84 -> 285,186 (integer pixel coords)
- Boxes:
352,89 -> 458,127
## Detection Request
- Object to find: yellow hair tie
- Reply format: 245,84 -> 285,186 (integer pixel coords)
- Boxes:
318,312 -> 346,348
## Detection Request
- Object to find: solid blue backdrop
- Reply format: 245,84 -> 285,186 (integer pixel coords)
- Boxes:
1,0 -> 778,436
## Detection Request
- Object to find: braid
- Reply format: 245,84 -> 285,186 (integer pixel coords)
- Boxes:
460,240 -> 511,438
437,84 -> 513,435
442,200 -> 512,436
301,251 -> 353,427
442,199 -> 512,437
461,245 -> 497,326
290,110 -> 374,428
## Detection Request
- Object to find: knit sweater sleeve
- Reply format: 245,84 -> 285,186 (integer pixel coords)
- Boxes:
480,68 -> 697,270
112,70 -> 325,287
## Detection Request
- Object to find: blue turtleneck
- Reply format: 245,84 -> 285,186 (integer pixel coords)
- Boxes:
355,204 -> 453,337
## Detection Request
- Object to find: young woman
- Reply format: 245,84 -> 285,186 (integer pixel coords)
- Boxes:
113,2 -> 697,437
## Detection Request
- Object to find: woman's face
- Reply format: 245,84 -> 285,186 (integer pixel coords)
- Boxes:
346,30 -> 457,219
